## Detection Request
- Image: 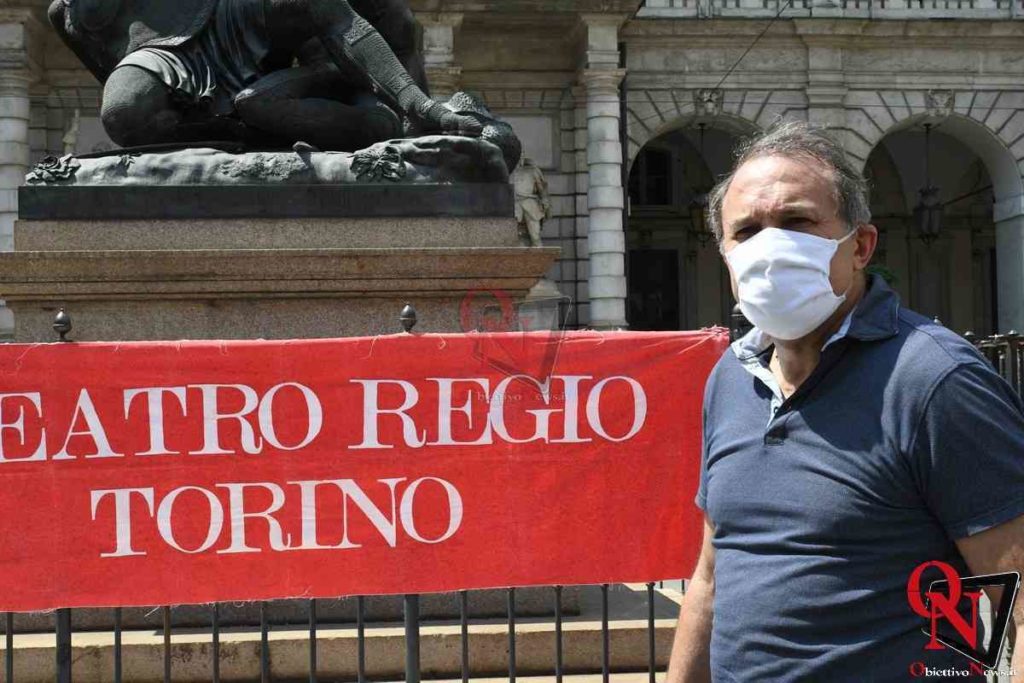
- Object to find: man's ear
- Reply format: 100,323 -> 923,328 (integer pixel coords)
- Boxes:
853,224 -> 879,270
69,0 -> 122,32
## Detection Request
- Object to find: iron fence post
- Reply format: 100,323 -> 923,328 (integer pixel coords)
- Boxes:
404,594 -> 420,683
55,609 -> 71,683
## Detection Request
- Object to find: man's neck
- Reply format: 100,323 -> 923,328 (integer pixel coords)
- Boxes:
769,275 -> 867,397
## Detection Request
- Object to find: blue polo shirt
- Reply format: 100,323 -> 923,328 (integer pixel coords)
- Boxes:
696,274 -> 1024,681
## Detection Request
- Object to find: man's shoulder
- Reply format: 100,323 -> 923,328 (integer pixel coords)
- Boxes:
702,345 -> 751,406
891,306 -> 989,372
868,305 -> 993,402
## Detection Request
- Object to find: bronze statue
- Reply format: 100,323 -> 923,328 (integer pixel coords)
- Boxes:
49,0 -> 483,151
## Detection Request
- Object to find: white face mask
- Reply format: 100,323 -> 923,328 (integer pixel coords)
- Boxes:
724,227 -> 856,341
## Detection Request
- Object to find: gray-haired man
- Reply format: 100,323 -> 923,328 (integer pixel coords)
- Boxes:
667,121 -> 1024,681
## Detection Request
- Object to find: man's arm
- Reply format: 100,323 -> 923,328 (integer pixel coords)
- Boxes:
667,515 -> 715,683
955,512 -> 1024,681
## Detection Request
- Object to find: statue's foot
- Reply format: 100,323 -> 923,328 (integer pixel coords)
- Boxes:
416,99 -> 483,137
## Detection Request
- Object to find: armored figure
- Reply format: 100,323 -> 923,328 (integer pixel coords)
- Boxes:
49,0 -> 483,151
512,156 -> 551,247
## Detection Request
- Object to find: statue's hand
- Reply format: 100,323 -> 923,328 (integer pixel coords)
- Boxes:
415,99 -> 483,137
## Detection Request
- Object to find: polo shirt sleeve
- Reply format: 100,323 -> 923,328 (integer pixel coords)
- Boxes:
910,360 -> 1024,540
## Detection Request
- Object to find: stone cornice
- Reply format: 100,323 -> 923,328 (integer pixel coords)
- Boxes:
411,0 -> 643,14
623,16 -> 1024,43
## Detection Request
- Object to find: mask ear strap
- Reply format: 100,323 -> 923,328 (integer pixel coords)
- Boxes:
838,226 -> 859,244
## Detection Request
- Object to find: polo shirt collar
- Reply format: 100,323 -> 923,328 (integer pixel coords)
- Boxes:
731,273 -> 901,362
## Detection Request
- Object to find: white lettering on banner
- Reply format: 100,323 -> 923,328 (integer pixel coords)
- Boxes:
351,375 -> 648,449
429,378 -> 492,446
124,387 -> 188,456
90,487 -> 155,557
399,477 -> 463,544
290,478 -> 403,549
89,477 -> 464,557
191,384 -> 264,456
257,383 -> 322,451
586,377 -> 647,442
351,380 -> 428,450
216,482 -> 291,554
157,486 -> 223,554
0,393 -> 47,462
0,375 -> 647,459
53,389 -> 123,460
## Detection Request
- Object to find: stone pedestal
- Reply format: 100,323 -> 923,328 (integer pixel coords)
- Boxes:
2,183 -> 559,342
0,182 -> 567,626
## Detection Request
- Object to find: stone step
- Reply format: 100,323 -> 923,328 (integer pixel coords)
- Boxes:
0,618 -> 677,683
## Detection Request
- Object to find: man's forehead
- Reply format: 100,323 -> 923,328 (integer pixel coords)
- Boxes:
723,154 -> 838,219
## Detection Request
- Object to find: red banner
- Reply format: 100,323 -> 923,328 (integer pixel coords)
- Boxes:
0,330 -> 727,611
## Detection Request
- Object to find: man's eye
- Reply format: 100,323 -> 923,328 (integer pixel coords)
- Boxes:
783,217 -> 812,228
735,226 -> 759,239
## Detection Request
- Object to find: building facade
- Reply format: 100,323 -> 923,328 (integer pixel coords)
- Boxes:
2,0 -> 1024,336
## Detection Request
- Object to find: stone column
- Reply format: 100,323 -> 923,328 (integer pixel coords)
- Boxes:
419,13 -> 463,100
577,13 -> 627,330
579,69 -> 627,330
0,68 -> 31,338
995,210 -> 1024,333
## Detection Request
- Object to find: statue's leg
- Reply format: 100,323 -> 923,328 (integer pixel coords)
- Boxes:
235,64 -> 401,150
101,66 -> 246,146
264,0 -> 479,135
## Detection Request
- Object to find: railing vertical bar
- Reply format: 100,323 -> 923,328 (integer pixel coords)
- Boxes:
55,608 -> 71,683
113,608 -> 122,683
647,583 -> 657,683
260,602 -> 270,683
460,591 -> 469,683
404,595 -> 420,683
5,612 -> 12,683
162,607 -> 171,683
601,584 -> 610,683
555,586 -> 564,683
357,596 -> 366,683
308,599 -> 316,683
211,604 -> 220,683
508,588 -> 516,683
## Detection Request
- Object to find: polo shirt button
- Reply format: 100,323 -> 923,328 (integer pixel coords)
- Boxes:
764,427 -> 786,445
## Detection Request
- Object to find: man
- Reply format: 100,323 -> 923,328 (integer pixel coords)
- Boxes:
49,0 -> 479,149
667,121 -> 1024,682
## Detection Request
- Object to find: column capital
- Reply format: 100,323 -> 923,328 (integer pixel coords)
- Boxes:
994,194 -> 1024,223
577,13 -> 627,71
578,68 -> 626,93
0,69 -> 31,95
417,11 -> 465,29
0,13 -> 47,84
578,13 -> 631,29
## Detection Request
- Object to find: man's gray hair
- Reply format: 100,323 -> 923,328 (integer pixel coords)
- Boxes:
707,120 -> 871,243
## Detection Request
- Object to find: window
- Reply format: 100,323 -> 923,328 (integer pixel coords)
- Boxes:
628,148 -> 673,207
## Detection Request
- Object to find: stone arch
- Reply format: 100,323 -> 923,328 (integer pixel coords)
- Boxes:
861,109 -> 1024,332
842,91 -> 1024,204
625,111 -> 760,174
624,88 -> 774,166
863,113 -> 1023,206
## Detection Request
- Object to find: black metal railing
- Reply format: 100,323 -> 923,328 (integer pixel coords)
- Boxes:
967,331 -> 1024,395
3,583 -> 673,682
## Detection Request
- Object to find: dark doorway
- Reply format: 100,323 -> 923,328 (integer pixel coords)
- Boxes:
628,250 -> 680,331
